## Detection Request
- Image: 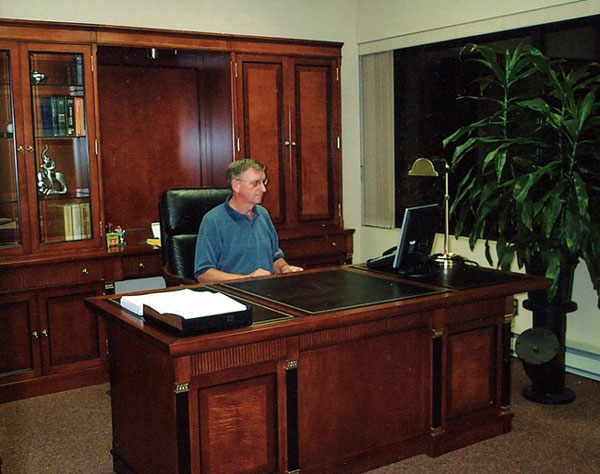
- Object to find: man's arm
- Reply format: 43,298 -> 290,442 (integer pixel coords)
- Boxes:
196,267 -> 271,284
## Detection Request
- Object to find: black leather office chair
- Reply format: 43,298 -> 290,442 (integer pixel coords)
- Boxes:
158,188 -> 230,286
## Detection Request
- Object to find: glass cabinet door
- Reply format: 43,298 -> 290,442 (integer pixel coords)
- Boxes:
28,50 -> 93,244
0,46 -> 22,248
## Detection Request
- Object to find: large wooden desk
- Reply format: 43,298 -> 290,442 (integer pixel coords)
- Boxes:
86,265 -> 549,474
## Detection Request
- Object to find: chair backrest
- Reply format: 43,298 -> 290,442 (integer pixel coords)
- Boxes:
158,188 -> 230,281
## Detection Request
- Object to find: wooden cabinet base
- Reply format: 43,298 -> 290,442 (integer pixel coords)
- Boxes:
0,365 -> 108,404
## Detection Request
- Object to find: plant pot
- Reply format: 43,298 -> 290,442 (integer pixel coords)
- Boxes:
516,256 -> 578,404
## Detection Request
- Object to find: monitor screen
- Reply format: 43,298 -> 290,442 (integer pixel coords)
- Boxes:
393,203 -> 439,276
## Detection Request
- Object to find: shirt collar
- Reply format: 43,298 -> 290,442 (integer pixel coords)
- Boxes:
225,195 -> 259,222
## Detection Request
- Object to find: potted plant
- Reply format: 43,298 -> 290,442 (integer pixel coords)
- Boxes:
443,41 -> 600,403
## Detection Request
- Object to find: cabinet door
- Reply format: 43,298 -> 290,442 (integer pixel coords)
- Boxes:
234,54 -> 287,224
233,54 -> 341,229
290,57 -> 340,227
0,42 -> 31,255
19,44 -> 101,251
0,292 -> 42,384
38,282 -> 107,375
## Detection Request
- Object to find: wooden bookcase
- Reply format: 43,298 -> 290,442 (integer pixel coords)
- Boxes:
0,19 -> 352,401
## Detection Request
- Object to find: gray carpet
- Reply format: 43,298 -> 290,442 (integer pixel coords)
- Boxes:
1,359 -> 598,474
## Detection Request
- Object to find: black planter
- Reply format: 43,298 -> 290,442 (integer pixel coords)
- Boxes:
516,256 -> 578,404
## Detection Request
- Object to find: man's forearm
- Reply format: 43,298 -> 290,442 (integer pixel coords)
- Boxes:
196,268 -> 243,284
196,267 -> 272,284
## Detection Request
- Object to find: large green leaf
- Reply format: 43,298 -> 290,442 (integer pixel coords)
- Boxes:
578,90 -> 596,131
542,187 -> 564,237
572,171 -> 589,216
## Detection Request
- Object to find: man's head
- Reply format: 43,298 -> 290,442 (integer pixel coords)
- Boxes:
226,159 -> 266,184
227,159 -> 269,207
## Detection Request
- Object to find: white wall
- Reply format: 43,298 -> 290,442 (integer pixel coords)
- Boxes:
355,0 -> 600,379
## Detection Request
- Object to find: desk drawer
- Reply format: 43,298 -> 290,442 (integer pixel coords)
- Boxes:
0,260 -> 106,293
282,234 -> 347,259
122,254 -> 162,279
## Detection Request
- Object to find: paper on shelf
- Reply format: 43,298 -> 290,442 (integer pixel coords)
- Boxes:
120,289 -> 246,319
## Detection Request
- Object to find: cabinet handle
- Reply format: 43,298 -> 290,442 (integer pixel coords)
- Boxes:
291,141 -> 297,146
32,331 -> 39,338
331,241 -> 337,247
138,262 -> 145,270
27,145 -> 34,152
82,268 -> 89,275
284,140 -> 290,146
42,329 -> 48,337
17,145 -> 24,153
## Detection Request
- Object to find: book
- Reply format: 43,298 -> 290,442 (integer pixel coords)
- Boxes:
66,97 -> 75,136
71,203 -> 82,240
61,204 -> 74,241
55,96 -> 67,136
40,98 -> 56,136
80,202 -> 91,239
73,97 -> 85,136
75,55 -> 83,85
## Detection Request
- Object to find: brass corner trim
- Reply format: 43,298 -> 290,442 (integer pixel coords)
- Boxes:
430,426 -> 444,437
174,382 -> 189,393
504,313 -> 515,324
432,328 -> 444,339
285,359 -> 298,370
287,470 -> 301,474
501,405 -> 512,415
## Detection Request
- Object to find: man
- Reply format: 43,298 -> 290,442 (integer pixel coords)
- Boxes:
194,159 -> 303,283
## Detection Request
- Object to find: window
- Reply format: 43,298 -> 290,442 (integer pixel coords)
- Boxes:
363,14 -> 600,229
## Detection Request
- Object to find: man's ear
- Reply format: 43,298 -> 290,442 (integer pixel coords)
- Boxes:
231,179 -> 240,193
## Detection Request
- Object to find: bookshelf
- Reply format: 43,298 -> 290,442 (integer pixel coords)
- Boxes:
29,50 -> 95,246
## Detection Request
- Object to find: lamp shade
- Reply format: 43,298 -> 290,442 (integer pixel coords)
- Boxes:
408,157 -> 439,177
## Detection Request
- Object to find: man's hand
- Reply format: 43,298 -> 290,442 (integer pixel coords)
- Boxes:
248,268 -> 272,278
273,258 -> 303,274
280,264 -> 303,273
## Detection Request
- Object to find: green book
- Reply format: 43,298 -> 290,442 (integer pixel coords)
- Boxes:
55,96 -> 67,136
66,97 -> 75,136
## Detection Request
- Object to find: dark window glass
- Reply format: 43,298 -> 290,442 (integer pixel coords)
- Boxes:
393,14 -> 600,229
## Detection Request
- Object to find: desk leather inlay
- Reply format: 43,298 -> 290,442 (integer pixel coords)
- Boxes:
224,268 -> 443,315
369,264 -> 528,290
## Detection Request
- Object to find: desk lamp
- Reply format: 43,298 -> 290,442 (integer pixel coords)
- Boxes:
408,157 -> 465,267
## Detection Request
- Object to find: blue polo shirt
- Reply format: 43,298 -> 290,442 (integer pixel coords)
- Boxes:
194,197 -> 285,279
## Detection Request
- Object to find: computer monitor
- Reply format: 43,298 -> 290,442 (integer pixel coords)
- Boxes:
393,203 -> 439,276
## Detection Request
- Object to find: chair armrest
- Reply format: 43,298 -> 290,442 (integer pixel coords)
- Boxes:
162,265 -> 196,287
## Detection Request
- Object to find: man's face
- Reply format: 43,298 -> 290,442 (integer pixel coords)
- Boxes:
234,168 -> 268,206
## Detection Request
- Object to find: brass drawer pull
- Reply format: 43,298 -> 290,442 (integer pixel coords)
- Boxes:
42,329 -> 48,337
138,262 -> 145,270
32,331 -> 39,338
82,268 -> 89,275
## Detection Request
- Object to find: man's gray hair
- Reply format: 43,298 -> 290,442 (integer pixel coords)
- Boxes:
226,159 -> 266,184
